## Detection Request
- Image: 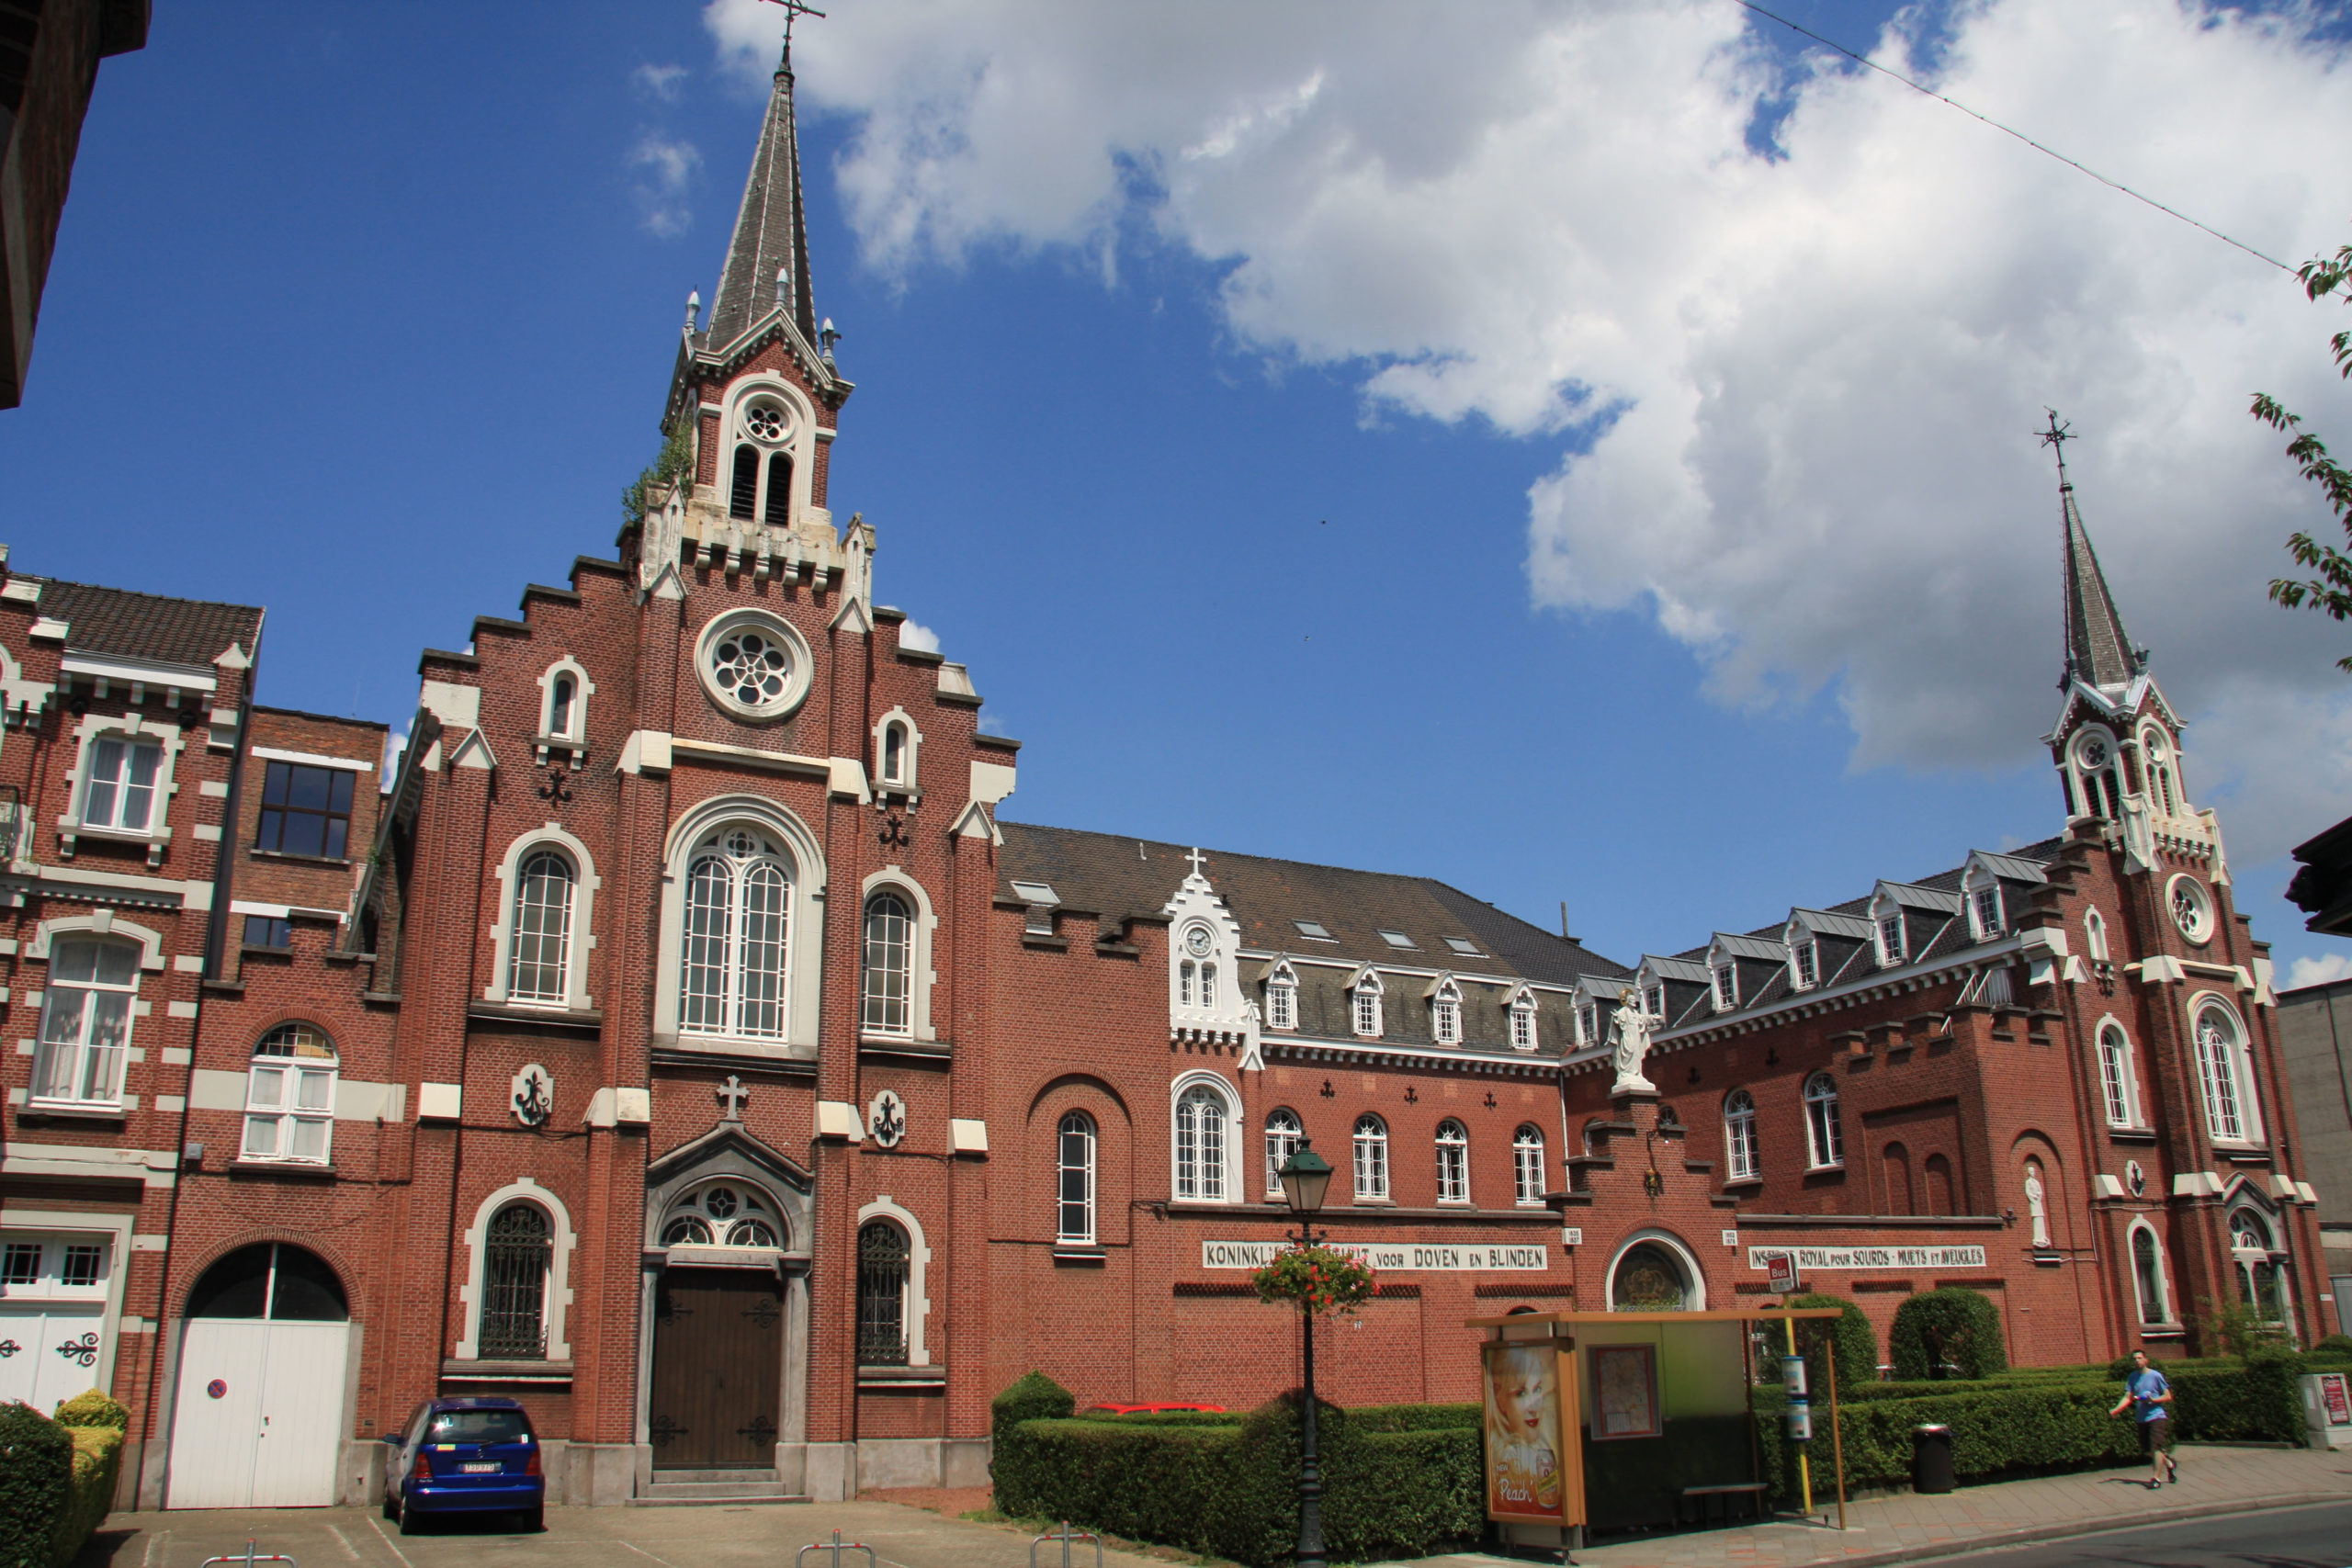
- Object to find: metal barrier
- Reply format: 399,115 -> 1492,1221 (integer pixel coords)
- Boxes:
198,1546 -> 295,1568
1030,1521 -> 1103,1568
795,1531 -> 876,1568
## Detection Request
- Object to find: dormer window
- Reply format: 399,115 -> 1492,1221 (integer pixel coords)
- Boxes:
1877,912 -> 1905,966
1577,1002 -> 1598,1047
1510,991 -> 1537,1051
1294,919 -> 1335,942
1430,977 -> 1463,1044
1712,962 -> 1737,1011
1351,972 -> 1384,1038
1792,935 -> 1818,989
1971,884 -> 2004,941
1265,963 -> 1298,1031
1642,982 -> 1664,1018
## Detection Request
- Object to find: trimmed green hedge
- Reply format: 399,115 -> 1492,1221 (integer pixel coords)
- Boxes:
0,1404 -> 71,1568
1754,1381 -> 2138,1504
51,1427 -> 122,1568
1890,1287 -> 2007,1380
1787,1294 -> 1878,1394
991,1387 -> 1480,1566
50,1393 -> 126,1432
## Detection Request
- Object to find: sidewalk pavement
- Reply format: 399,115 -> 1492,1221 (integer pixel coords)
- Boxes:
1393,1443 -> 2352,1568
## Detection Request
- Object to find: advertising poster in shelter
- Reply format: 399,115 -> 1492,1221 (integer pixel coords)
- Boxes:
1482,1340 -> 1572,1524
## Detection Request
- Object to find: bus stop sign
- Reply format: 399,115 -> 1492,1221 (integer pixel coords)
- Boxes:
1767,1252 -> 1801,1294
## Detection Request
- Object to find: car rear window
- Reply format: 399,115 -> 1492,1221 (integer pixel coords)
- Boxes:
425,1409 -> 531,1443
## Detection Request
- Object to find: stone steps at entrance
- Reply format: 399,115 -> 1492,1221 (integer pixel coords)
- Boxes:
631,1472 -> 809,1506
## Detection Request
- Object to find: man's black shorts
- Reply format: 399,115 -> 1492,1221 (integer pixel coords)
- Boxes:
2137,1416 -> 2173,1455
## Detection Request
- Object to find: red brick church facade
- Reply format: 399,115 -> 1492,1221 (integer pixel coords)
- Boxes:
0,50 -> 2330,1510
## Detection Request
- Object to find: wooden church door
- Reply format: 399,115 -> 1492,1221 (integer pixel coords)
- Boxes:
648,1269 -> 785,1470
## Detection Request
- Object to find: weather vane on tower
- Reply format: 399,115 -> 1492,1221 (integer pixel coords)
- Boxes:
2037,407 -> 2075,482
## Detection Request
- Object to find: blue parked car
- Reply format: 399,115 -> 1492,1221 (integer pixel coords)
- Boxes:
383,1396 -> 544,1533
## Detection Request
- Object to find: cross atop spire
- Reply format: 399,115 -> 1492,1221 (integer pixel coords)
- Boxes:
707,5 -> 822,351
2041,412 -> 2146,692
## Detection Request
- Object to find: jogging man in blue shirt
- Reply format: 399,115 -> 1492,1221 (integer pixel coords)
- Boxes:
2109,1348 -> 2177,1489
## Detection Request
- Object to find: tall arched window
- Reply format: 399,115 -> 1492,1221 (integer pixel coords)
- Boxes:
2194,1006 -> 2250,1143
1351,973 -> 1384,1038
1723,1089 -> 1758,1180
1803,1072 -> 1843,1168
548,675 -> 576,738
481,1203 -> 552,1359
2229,1208 -> 2287,1324
679,827 -> 791,1040
861,891 -> 913,1038
1436,1119 -> 1470,1204
763,452 -> 792,526
1057,1112 -> 1096,1245
1512,1125 -> 1545,1206
33,938 -> 140,1109
2075,731 -> 2122,819
242,1022 -> 337,1165
1174,1084 -> 1228,1201
2085,908 -> 2110,964
880,721 -> 908,785
1922,1153 -> 1953,1215
2131,1225 -> 2171,1325
1352,1114 -> 1389,1200
507,850 -> 575,1005
729,445 -> 759,520
2097,1023 -> 2136,1128
1883,1141 -> 1915,1214
2143,728 -> 2177,814
856,1220 -> 910,1365
1264,1108 -> 1303,1198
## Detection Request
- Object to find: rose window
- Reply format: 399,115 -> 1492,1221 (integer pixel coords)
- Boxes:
711,629 -> 791,708
744,403 -> 786,442
660,1183 -> 782,1247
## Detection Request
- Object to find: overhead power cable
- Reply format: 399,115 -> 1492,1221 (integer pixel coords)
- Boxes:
1732,0 -> 2293,274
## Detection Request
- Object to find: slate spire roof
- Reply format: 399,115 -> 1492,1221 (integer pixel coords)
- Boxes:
2056,441 -> 2145,692
707,40 -> 818,352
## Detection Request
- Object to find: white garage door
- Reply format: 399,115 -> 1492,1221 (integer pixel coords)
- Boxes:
167,1319 -> 350,1509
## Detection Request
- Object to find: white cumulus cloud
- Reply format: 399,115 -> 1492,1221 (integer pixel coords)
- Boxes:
897,618 -> 942,654
705,0 -> 2352,857
2287,951 -> 2352,989
628,131 -> 703,238
633,62 -> 689,101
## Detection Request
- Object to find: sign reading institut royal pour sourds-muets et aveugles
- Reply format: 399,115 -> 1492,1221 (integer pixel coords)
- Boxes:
1747,1245 -> 1987,1272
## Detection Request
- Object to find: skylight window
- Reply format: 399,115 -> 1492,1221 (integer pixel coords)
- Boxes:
1009,880 -> 1059,904
1443,936 -> 1480,955
1294,920 -> 1336,942
1377,930 -> 1418,950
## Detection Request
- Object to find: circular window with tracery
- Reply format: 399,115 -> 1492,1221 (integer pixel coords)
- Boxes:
2168,874 -> 2213,943
696,611 -> 813,721
660,1181 -> 784,1249
743,401 -> 788,443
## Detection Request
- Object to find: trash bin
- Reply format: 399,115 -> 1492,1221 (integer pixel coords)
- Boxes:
1912,1424 -> 1955,1495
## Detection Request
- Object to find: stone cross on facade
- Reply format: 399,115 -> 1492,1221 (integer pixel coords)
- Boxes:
1185,846 -> 1207,877
717,1075 -> 749,1122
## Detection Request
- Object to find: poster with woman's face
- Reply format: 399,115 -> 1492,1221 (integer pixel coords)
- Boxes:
1483,1341 -> 1566,1523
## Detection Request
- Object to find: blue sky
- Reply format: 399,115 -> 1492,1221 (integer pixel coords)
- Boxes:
6,1 -> 2349,982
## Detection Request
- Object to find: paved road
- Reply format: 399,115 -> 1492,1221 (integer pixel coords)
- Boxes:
1936,1498 -> 2352,1567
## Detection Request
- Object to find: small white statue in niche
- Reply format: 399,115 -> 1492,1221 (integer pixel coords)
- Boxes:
1608,988 -> 1657,1096
2023,1160 -> 2051,1248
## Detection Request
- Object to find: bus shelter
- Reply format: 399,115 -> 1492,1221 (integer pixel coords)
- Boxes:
1467,1307 -> 1848,1552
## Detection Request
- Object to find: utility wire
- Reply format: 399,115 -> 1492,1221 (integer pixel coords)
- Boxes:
1732,0 -> 2294,274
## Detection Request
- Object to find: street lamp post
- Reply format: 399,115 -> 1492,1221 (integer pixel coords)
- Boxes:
1276,1139 -> 1335,1568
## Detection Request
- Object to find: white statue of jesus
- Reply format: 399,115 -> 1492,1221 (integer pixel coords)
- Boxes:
2024,1162 -> 2051,1249
1609,987 -> 1657,1096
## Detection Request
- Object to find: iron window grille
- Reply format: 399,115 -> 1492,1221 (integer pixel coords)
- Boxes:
856,1220 -> 910,1366
479,1203 -> 551,1359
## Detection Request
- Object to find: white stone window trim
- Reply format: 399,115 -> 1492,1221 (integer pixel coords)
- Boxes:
1803,1071 -> 1844,1170
28,920 -> 154,1111
1963,867 -> 2005,942
2071,724 -> 2125,819
1264,1106 -> 1304,1199
1263,960 -> 1299,1032
1602,1228 -> 1708,1311
1350,968 -> 1385,1039
1511,1123 -> 1546,1206
872,706 -> 922,792
651,795 -> 827,1050
481,824 -> 600,1012
454,1177 -> 576,1361
2138,723 -> 2182,817
1506,984 -> 1538,1052
1787,924 -> 1819,991
2085,907 -> 2110,964
694,607 -> 817,722
858,866 -> 938,1043
2187,990 -> 2265,1146
1871,895 -> 1906,968
27,911 -> 167,972
857,1194 -> 934,1366
1434,1117 -> 1471,1205
2125,1217 -> 2176,1327
726,374 -> 819,527
1724,1088 -> 1759,1180
1352,1112 -> 1390,1201
241,1023 -> 340,1166
56,710 -> 185,863
1428,974 -> 1464,1045
534,656 -> 595,751
1170,1069 -> 1242,1203
2092,1013 -> 2143,1130
2166,873 -> 2215,946
1711,958 -> 1737,1013
0,1209 -> 131,1397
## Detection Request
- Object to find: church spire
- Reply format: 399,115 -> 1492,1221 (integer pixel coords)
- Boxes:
2042,412 -> 2145,692
707,37 -> 818,351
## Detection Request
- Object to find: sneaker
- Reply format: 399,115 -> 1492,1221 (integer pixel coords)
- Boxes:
2167,1460 -> 2179,1485
2147,1479 -> 2162,1490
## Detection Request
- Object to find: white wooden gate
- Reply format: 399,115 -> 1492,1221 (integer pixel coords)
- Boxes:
166,1319 -> 350,1508
0,1304 -> 107,1416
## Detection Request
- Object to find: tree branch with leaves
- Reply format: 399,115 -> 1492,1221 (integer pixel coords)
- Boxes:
2251,239 -> 2352,671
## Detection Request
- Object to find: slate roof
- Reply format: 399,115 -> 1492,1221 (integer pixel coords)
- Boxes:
706,46 -> 818,351
997,821 -> 1629,987
30,579 -> 263,671
2062,476 -> 2144,690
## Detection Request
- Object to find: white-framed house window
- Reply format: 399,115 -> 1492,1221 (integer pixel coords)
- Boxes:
1435,1119 -> 1470,1204
1510,991 -> 1539,1051
1351,970 -> 1384,1038
1352,1114 -> 1389,1201
31,937 -> 141,1109
1642,982 -> 1665,1018
1876,909 -> 1905,967
1264,1107 -> 1303,1198
1430,976 -> 1463,1044
862,889 -> 914,1037
650,798 -> 827,1053
1712,961 -> 1737,1012
1803,1072 -> 1844,1169
1968,877 -> 2005,942
1057,1111 -> 1097,1245
1577,1001 -> 1598,1047
241,1022 -> 337,1164
873,706 -> 922,792
1512,1125 -> 1545,1205
2129,1222 -> 2174,1326
2096,1021 -> 2138,1129
1724,1089 -> 1758,1180
1264,962 -> 1298,1032
1171,1074 -> 1238,1201
2192,999 -> 2262,1145
83,736 -> 162,829
483,827 -> 598,1013
58,712 -> 185,863
1790,929 -> 1818,989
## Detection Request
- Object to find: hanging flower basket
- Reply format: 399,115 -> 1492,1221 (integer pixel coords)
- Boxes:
1251,1242 -> 1377,1316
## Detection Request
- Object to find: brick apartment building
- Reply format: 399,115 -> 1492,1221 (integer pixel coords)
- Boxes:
0,44 -> 2330,1512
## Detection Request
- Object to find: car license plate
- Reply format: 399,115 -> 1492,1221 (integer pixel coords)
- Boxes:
460,1462 -> 500,1473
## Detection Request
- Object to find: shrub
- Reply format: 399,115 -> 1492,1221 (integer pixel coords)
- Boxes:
0,1403 -> 70,1568
1753,1379 -> 2136,1505
990,1371 -> 1074,1451
1890,1287 -> 2007,1380
50,1392 -> 127,1431
2311,1334 -> 2352,1358
50,1427 -> 122,1568
1786,1293 -> 1879,1393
